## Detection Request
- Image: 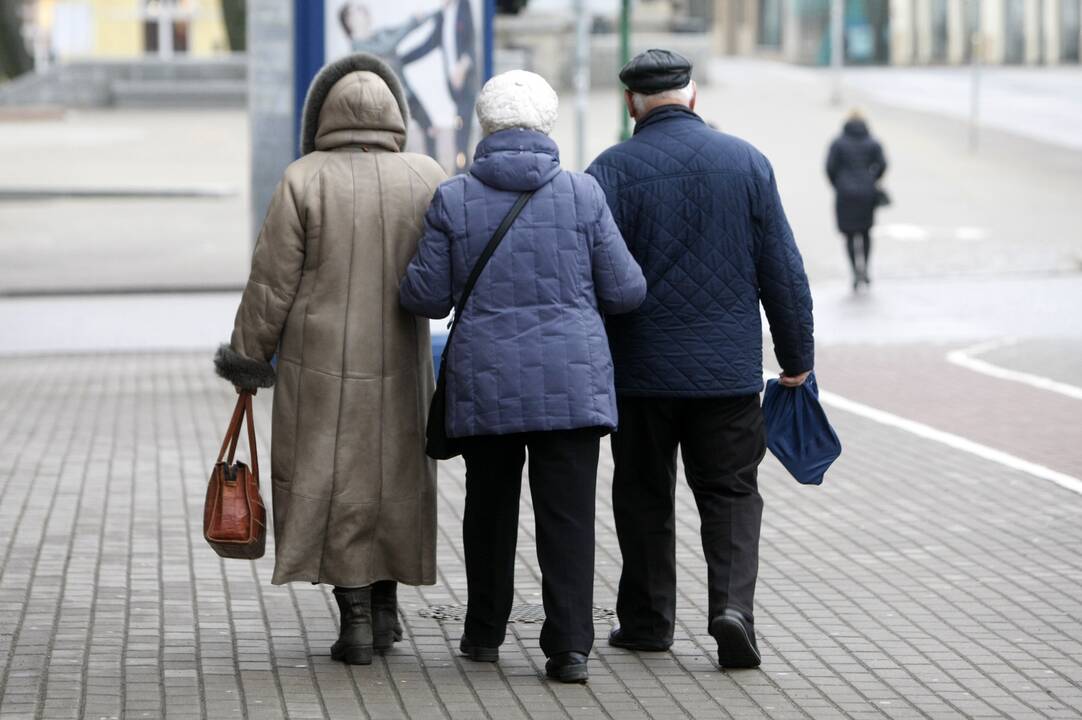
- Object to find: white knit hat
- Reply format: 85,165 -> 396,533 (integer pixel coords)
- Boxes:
475,70 -> 559,137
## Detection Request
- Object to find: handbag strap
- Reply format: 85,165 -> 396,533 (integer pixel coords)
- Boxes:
243,393 -> 258,479
217,394 -> 246,463
441,189 -> 535,359
217,391 -> 259,479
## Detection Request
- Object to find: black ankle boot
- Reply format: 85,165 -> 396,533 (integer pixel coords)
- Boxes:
371,581 -> 403,652
331,586 -> 374,665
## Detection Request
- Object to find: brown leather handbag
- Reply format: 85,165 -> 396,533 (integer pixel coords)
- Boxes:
204,391 -> 267,559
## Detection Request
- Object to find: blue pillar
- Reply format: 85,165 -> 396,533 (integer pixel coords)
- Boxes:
293,0 -> 326,156
483,0 -> 496,80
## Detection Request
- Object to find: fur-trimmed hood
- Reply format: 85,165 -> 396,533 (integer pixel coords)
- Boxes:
299,52 -> 411,155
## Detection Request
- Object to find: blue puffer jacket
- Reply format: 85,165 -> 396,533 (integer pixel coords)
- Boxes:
586,105 -> 814,397
400,129 -> 647,438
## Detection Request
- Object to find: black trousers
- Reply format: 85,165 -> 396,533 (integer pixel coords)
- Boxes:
461,428 -> 601,657
845,231 -> 872,278
611,395 -> 766,642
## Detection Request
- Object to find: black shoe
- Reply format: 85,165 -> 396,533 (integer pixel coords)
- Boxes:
607,627 -> 672,652
709,609 -> 761,669
371,581 -> 403,652
545,652 -> 589,684
331,586 -> 374,665
459,636 -> 499,663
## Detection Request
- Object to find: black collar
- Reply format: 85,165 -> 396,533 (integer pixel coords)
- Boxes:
633,104 -> 702,135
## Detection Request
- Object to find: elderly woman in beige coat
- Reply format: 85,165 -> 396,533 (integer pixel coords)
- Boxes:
214,53 -> 446,665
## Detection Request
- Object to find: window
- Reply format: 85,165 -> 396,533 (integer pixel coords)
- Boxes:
142,0 -> 191,56
931,0 -> 948,61
1004,0 -> 1026,63
1062,0 -> 1080,61
963,0 -> 980,62
758,0 -> 783,48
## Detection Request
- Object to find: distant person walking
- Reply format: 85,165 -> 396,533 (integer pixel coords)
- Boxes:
400,70 -> 646,683
587,49 -> 815,669
826,112 -> 888,290
214,54 -> 446,665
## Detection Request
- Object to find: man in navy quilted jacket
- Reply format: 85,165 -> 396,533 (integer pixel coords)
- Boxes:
586,49 -> 815,669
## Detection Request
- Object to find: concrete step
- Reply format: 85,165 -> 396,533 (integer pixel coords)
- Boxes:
0,57 -> 248,108
111,78 -> 247,108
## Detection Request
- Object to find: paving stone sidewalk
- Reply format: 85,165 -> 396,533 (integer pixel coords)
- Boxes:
1,352 -> 1081,720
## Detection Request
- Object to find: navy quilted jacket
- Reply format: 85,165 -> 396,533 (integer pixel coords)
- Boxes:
586,105 -> 814,397
400,128 -> 647,438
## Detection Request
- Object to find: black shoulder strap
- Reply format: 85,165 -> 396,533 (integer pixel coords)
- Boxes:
442,190 -> 534,356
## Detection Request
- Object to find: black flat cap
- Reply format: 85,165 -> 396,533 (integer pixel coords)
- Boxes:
619,49 -> 692,94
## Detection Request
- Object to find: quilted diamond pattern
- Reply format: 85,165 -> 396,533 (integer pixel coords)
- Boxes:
400,129 -> 647,437
586,105 -> 814,397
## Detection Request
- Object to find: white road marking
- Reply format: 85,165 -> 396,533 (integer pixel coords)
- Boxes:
946,338 -> 1082,401
818,389 -> 1082,497
872,224 -> 988,242
875,224 -> 929,242
954,226 -> 987,241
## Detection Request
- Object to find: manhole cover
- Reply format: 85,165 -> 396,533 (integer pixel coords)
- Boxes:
418,604 -> 615,624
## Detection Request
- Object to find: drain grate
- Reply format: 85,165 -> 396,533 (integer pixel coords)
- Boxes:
418,603 -> 615,624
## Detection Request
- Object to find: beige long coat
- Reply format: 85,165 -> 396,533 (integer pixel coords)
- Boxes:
215,54 -> 446,586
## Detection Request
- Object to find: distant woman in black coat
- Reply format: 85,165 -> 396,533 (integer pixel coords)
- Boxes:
826,113 -> 887,290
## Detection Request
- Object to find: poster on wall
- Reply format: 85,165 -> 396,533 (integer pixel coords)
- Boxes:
324,0 -> 482,173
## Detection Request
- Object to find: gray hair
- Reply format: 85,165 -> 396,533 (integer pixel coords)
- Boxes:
630,82 -> 695,116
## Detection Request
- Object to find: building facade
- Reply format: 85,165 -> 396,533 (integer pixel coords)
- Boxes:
25,0 -> 230,65
714,0 -> 1082,65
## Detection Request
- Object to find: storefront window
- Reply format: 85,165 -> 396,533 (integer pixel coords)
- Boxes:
931,0 -> 948,61
1062,0 -> 1080,61
798,0 -> 889,65
963,0 -> 980,61
143,0 -> 191,56
758,0 -> 783,48
863,0 -> 890,63
1004,0 -> 1026,63
845,0 -> 890,64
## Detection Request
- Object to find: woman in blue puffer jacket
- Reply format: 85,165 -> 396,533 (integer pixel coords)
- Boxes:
400,70 -> 646,684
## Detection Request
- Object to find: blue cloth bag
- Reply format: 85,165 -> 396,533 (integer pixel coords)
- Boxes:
762,372 -> 841,485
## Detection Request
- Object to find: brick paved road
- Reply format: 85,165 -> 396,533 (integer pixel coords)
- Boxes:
2,353 -> 1081,719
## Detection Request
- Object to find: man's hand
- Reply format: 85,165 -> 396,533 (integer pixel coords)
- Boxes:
778,370 -> 811,388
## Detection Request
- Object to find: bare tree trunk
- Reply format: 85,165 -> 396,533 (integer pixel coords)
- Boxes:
0,0 -> 33,80
222,0 -> 246,52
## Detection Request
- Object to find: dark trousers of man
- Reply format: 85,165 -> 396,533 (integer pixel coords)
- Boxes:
611,395 -> 766,644
845,231 -> 872,278
461,427 -> 601,657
